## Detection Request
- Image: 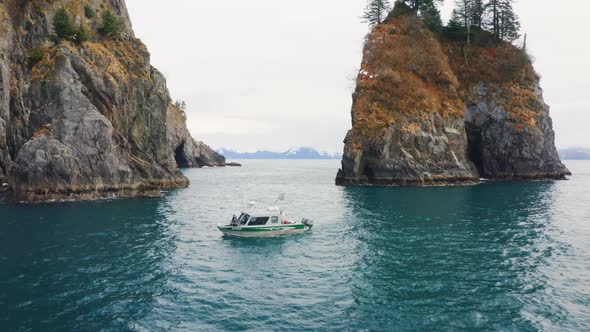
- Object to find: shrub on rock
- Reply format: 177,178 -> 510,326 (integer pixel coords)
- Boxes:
99,10 -> 125,38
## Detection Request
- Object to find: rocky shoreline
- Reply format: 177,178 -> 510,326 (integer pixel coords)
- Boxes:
335,172 -> 480,187
10,177 -> 189,203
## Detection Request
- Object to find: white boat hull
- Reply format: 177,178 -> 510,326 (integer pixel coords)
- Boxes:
218,225 -> 311,238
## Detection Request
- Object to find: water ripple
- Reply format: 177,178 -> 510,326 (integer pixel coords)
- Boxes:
0,160 -> 589,331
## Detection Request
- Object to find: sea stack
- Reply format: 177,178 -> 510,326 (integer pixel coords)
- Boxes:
336,2 -> 569,186
0,0 -> 224,202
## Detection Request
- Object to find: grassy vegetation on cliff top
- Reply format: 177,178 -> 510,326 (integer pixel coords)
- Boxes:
350,11 -> 465,145
31,39 -> 151,84
443,30 -> 542,129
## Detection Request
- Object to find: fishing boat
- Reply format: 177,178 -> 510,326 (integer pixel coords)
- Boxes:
217,194 -> 313,238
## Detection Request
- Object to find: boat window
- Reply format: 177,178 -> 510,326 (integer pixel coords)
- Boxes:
271,216 -> 279,224
248,217 -> 269,226
238,214 -> 250,225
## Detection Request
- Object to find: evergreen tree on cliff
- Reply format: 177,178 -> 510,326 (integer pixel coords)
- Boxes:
451,1 -> 471,27
497,0 -> 520,41
419,1 -> 443,31
470,0 -> 486,29
362,0 -> 391,26
401,0 -> 444,31
53,8 -> 87,43
489,0 -> 500,37
99,10 -> 125,38
53,8 -> 75,38
484,0 -> 520,41
448,0 -> 520,43
449,0 -> 487,30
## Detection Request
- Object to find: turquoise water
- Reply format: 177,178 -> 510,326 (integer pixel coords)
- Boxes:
1,160 -> 589,331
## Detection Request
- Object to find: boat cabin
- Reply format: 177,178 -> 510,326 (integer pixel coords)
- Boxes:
232,207 -> 291,227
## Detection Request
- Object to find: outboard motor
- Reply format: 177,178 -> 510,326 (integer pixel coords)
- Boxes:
302,218 -> 314,230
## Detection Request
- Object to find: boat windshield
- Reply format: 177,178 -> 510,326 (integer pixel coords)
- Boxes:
238,213 -> 250,225
248,217 -> 269,226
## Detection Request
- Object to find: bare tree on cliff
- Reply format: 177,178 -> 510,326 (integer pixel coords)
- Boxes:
362,0 -> 391,26
451,0 -> 473,45
449,1 -> 474,66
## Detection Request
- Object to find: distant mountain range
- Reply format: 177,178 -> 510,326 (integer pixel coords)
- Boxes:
218,147 -> 589,161
217,147 -> 342,160
559,148 -> 590,160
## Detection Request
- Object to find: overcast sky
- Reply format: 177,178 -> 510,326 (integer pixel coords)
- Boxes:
126,0 -> 589,153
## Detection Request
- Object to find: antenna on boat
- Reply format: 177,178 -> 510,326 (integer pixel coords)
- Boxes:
272,193 -> 285,207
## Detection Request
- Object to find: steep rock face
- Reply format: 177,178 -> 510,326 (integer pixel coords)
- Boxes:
0,118 -> 8,185
0,89 -> 8,185
0,0 -> 223,201
337,5 -> 568,186
0,12 -> 12,186
464,84 -> 567,180
166,104 -> 225,168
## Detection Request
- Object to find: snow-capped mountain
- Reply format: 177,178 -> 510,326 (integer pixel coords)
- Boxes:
559,147 -> 590,160
217,147 -> 342,160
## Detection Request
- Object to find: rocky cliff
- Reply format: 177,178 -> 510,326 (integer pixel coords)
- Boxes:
0,0 -> 224,201
336,4 -> 569,186
166,104 -> 225,168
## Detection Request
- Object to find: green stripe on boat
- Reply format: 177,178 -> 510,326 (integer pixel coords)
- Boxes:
218,224 -> 305,232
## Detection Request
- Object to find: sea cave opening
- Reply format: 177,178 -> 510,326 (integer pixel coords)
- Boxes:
174,141 -> 189,168
466,123 -> 485,177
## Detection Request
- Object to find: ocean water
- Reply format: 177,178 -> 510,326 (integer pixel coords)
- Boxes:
0,160 -> 589,331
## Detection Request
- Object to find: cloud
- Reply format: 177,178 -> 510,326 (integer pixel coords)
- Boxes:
127,0 -> 590,152
187,115 -> 273,135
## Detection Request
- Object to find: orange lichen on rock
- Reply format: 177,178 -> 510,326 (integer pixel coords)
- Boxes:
445,41 -> 538,86
31,47 -> 60,81
349,8 -> 546,145
348,14 -> 466,144
498,83 -> 541,128
31,38 -> 150,85
31,124 -> 52,139
76,39 -> 151,82
442,34 -> 544,130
